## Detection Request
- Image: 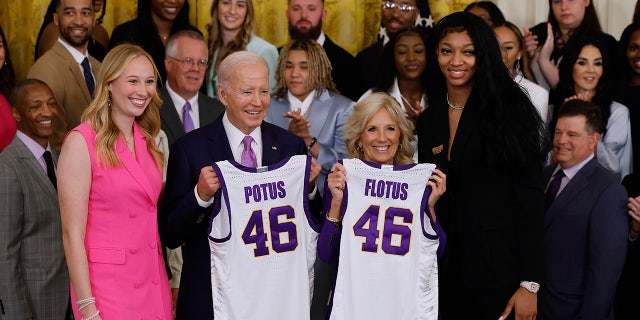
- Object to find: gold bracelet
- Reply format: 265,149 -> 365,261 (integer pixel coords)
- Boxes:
326,216 -> 341,223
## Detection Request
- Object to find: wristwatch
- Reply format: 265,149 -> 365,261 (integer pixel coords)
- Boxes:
520,281 -> 540,293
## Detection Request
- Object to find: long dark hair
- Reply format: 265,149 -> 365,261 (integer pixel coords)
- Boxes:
373,28 -> 429,94
428,12 -> 546,167
620,22 -> 640,86
547,0 -> 603,61
553,36 -> 614,136
464,1 -> 506,26
0,26 -> 15,98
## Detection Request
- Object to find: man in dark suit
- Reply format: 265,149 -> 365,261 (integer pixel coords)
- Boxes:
541,99 -> 628,319
0,79 -> 69,320
285,0 -> 360,101
161,30 -> 224,146
160,51 -> 319,320
160,29 -> 224,315
355,0 -> 419,94
28,0 -> 100,151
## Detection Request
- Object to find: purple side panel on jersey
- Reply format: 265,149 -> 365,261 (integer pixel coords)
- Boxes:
420,185 -> 446,258
208,161 -> 233,243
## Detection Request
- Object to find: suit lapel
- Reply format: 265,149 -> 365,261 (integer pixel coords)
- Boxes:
53,42 -> 92,103
207,117 -> 234,163
307,91 -> 332,137
198,94 -> 218,126
160,88 -> 185,141
261,123 -> 284,166
117,123 -> 157,203
546,158 -> 597,225
12,137 -> 58,200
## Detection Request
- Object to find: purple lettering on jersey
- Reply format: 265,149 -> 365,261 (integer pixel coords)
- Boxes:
277,180 -> 286,198
243,182 -> 288,203
364,179 -> 374,196
399,183 -> 408,200
381,207 -> 412,256
363,179 -> 410,200
269,206 -> 298,253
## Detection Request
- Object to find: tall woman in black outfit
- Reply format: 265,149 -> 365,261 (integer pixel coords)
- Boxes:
417,12 -> 547,320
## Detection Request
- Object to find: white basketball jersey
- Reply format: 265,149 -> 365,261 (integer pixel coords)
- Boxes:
329,159 -> 442,320
208,155 -> 320,320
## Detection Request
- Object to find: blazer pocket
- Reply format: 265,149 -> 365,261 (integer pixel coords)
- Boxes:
87,248 -> 126,265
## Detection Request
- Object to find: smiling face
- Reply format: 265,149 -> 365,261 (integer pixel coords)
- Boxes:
552,0 -> 589,32
284,49 -> 312,101
553,114 -> 598,169
493,25 -> 522,76
572,45 -> 602,96
218,62 -> 270,134
394,33 -> 426,81
287,0 -> 326,40
151,0 -> 185,22
359,107 -> 401,165
13,83 -> 58,148
54,0 -> 95,50
108,56 -> 157,120
437,31 -> 476,89
626,29 -> 640,80
218,0 -> 247,33
165,37 -> 208,100
381,0 -> 418,37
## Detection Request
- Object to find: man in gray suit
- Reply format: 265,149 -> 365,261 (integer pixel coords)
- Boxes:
0,79 -> 69,320
159,29 -> 224,314
28,0 -> 100,151
541,99 -> 628,319
161,30 -> 224,146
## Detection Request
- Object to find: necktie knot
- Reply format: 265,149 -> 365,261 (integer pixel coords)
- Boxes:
241,135 -> 257,168
43,150 -> 57,190
182,101 -> 195,133
81,57 -> 95,97
545,169 -> 565,208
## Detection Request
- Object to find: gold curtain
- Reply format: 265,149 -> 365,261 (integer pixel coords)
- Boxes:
1,0 -> 472,81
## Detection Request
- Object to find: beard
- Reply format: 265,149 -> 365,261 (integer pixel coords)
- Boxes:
59,26 -> 92,48
288,20 -> 323,40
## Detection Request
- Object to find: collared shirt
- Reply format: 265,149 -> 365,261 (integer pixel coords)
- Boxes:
16,130 -> 54,174
287,89 -> 316,117
316,31 -> 326,46
166,82 -> 201,129
57,38 -> 95,83
547,153 -> 595,196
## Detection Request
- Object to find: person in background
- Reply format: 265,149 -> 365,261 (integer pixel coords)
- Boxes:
542,99 -> 627,320
550,36 -> 632,180
493,21 -> 549,124
36,0 -> 109,62
355,0 -> 419,95
0,25 -> 16,153
418,12 -> 547,320
28,0 -> 101,152
620,22 -> 640,174
110,0 -> 196,80
524,0 -> 618,92
285,0 -> 359,101
58,44 -> 172,320
464,0 -> 506,27
360,27 -> 429,162
204,0 -> 278,98
0,79 -> 69,320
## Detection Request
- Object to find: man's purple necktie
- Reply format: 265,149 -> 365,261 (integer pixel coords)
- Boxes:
182,101 -> 195,133
241,135 -> 257,168
545,170 -> 565,209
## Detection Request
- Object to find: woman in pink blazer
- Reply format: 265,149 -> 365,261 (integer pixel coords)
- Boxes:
58,44 -> 172,320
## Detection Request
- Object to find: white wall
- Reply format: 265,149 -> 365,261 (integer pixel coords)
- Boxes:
495,0 -> 634,39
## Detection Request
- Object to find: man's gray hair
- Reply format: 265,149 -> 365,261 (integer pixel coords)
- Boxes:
218,51 -> 268,89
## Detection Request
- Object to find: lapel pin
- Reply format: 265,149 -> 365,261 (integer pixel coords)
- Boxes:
432,145 -> 443,155
271,146 -> 277,150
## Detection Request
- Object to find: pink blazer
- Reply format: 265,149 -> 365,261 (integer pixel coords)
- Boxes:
71,122 -> 172,319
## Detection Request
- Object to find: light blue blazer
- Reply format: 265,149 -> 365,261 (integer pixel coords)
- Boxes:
266,90 -> 354,192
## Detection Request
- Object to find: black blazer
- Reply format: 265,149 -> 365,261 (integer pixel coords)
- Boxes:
417,94 -> 545,289
158,87 -> 224,146
355,38 -> 384,97
323,36 -> 361,101
160,116 -> 309,319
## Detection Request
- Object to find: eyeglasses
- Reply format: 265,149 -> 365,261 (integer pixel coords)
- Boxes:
381,1 -> 416,13
168,56 -> 208,69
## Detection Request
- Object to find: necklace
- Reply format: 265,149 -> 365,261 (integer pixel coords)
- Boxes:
399,93 -> 423,113
446,94 -> 464,110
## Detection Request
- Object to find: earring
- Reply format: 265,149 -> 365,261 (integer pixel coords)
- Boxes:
3,61 -> 7,67
107,94 -> 112,108
514,58 -> 521,74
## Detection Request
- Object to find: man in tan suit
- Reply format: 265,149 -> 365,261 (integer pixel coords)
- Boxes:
28,0 -> 101,151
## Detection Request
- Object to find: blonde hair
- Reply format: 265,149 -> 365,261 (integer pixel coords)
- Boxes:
344,92 -> 415,165
274,38 -> 336,98
82,44 -> 163,169
206,0 -> 254,68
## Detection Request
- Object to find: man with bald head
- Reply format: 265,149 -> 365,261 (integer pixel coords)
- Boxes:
161,51 -> 318,319
0,79 -> 69,320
